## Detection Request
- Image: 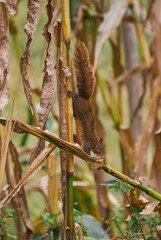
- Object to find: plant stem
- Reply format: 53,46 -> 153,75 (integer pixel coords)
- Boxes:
115,223 -> 126,239
53,229 -> 59,240
61,0 -> 74,238
102,165 -> 161,201
67,174 -> 74,238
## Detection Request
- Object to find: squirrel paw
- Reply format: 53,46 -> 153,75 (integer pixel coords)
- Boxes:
92,157 -> 97,162
67,90 -> 73,98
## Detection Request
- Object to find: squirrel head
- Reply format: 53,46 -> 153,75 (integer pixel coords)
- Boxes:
93,138 -> 103,155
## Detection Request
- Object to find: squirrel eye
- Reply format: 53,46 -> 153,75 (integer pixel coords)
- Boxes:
101,146 -> 103,151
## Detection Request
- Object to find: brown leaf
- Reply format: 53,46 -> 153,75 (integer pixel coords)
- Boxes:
134,79 -> 161,180
0,3 -> 10,114
0,70 -> 9,115
38,0 -> 55,129
0,143 -> 56,209
151,129 -> 161,193
3,0 -> 17,15
140,201 -> 160,215
115,126 -> 134,175
150,0 -> 161,77
20,0 -> 43,115
129,187 -> 149,210
29,138 -> 45,165
94,0 -> 128,71
9,141 -> 33,238
31,0 -> 56,165
5,155 -> 26,240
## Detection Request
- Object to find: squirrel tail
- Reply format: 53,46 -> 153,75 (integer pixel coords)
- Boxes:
74,41 -> 96,99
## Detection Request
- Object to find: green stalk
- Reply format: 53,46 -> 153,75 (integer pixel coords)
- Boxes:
102,165 -> 161,201
53,229 -> 59,240
67,174 -> 74,238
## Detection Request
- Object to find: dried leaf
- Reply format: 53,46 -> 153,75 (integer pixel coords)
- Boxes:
151,130 -> 161,193
38,0 -> 55,129
116,126 -> 134,156
0,118 -> 104,169
115,126 -> 134,174
20,0 -> 43,115
3,0 -> 17,16
150,0 -> 161,77
74,223 -> 83,240
94,0 -> 128,71
29,138 -> 45,165
134,79 -> 161,180
31,0 -> 56,165
0,143 -> 56,209
9,141 -> 33,237
140,201 -> 160,215
0,4 -> 9,114
129,187 -> 149,209
0,106 -> 14,189
0,70 -> 9,115
5,154 -> 26,240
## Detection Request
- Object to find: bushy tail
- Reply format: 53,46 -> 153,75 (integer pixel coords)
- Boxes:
74,41 -> 96,99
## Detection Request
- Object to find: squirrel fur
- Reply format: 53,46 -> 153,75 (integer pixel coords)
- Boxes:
68,41 -> 103,155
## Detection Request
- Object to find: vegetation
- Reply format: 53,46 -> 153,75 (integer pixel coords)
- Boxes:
0,0 -> 161,239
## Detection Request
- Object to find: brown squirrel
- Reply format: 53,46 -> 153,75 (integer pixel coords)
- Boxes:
68,41 -> 103,156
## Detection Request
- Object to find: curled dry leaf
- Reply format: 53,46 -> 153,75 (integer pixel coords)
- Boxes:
0,105 -> 14,189
38,0 -> 55,130
9,141 -> 32,237
134,79 -> 161,180
3,0 -> 17,16
130,187 -> 149,209
74,223 -> 83,240
5,153 -> 26,240
31,0 -> 56,165
0,143 -> 56,209
0,3 -> 10,114
151,129 -> 161,193
140,201 -> 160,215
20,0 -> 43,115
29,138 -> 45,165
150,0 -> 161,77
94,0 -> 128,71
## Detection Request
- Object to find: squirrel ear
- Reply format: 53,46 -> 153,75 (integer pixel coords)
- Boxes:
99,138 -> 103,144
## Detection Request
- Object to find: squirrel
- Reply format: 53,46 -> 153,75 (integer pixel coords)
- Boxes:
67,41 -> 103,156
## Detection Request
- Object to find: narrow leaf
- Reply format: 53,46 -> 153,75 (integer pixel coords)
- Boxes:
9,141 -> 33,237
151,129 -> 161,193
3,0 -> 17,15
20,0 -> 43,115
38,0 -> 55,129
0,4 -> 9,114
0,107 -> 14,189
134,79 -> 161,179
0,143 -> 56,209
